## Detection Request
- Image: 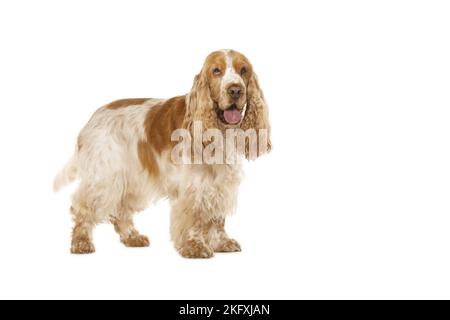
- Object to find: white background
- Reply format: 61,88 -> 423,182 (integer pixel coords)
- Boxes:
0,0 -> 449,299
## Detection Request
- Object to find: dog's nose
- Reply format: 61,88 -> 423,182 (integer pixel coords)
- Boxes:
228,85 -> 243,100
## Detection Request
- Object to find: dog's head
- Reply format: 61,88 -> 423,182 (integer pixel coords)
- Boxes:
184,49 -> 271,157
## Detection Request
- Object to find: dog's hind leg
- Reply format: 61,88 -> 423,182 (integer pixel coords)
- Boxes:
112,214 -> 150,248
112,195 -> 149,248
70,205 -> 96,254
70,178 -> 124,254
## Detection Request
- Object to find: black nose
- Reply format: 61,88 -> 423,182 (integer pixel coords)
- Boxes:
228,85 -> 243,100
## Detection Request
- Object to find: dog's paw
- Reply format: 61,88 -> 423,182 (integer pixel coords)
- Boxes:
122,234 -> 150,248
71,238 -> 95,254
178,240 -> 214,259
214,239 -> 241,253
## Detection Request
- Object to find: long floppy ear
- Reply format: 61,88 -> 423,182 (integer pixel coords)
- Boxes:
183,71 -> 216,132
183,70 -> 218,163
241,71 -> 272,159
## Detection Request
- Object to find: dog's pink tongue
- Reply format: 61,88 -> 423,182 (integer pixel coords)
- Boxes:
223,109 -> 241,124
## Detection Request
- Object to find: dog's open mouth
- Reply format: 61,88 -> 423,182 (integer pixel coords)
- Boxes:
216,104 -> 242,125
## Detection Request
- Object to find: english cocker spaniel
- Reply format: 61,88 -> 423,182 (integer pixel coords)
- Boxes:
54,49 -> 271,258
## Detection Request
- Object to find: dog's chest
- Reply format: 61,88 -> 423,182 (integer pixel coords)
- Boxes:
168,163 -> 243,219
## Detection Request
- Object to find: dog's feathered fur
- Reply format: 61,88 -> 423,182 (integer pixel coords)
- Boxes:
54,50 -> 271,258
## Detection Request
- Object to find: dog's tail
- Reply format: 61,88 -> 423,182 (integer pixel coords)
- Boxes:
53,152 -> 79,192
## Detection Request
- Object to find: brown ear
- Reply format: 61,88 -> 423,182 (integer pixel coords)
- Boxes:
241,71 -> 272,159
183,70 -> 218,163
183,71 -> 216,132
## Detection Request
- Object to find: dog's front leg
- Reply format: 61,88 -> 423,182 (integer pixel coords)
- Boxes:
170,201 -> 214,259
205,218 -> 241,253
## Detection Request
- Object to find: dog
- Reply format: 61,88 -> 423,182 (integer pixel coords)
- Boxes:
54,49 -> 271,258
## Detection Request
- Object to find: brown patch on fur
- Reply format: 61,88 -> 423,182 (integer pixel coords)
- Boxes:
202,51 -> 227,102
230,50 -> 253,86
106,98 -> 150,110
137,96 -> 186,177
137,141 -> 160,178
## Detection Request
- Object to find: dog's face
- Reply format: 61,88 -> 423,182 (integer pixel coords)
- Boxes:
202,50 -> 252,126
186,49 -> 271,157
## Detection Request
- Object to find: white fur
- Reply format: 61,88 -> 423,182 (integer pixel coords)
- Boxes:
220,50 -> 245,95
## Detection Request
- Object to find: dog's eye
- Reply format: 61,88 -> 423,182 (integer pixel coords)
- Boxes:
240,67 -> 247,76
213,68 -> 221,76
